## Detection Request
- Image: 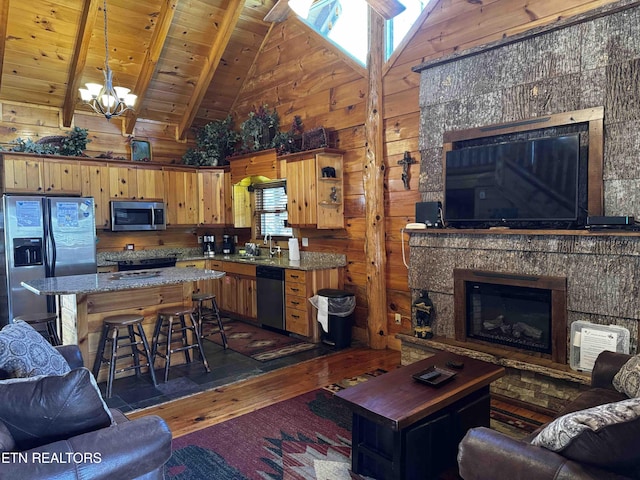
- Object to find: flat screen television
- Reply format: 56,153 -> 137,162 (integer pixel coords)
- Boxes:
444,134 -> 585,229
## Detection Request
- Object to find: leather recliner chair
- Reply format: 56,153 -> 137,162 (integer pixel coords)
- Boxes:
458,351 -> 637,480
0,345 -> 172,480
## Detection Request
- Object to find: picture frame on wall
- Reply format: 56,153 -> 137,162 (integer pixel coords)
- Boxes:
130,139 -> 152,162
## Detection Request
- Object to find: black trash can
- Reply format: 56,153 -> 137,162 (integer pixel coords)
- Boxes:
314,288 -> 355,349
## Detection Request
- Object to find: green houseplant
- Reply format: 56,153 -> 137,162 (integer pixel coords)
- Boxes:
240,105 -> 280,152
183,115 -> 239,166
2,127 -> 90,156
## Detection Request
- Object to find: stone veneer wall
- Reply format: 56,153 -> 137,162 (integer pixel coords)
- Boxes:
408,3 -> 640,358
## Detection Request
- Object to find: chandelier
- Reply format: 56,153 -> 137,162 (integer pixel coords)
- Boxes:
79,0 -> 136,120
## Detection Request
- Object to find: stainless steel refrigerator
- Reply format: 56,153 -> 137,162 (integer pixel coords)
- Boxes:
0,195 -> 97,326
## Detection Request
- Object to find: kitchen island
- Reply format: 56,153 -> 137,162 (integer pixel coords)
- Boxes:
22,267 -> 224,380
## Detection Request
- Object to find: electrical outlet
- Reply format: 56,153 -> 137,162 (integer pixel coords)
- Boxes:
125,244 -> 135,251
395,313 -> 402,324
197,236 -> 203,244
302,237 -> 309,247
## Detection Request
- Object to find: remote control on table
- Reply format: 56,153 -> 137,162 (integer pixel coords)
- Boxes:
419,370 -> 441,381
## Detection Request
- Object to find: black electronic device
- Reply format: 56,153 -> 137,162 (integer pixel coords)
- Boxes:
412,366 -> 457,386
586,215 -> 634,227
444,134 -> 587,229
415,201 -> 442,227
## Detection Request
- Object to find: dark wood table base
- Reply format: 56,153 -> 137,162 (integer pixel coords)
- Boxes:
352,386 -> 490,479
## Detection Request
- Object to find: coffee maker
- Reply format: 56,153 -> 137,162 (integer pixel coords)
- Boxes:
222,235 -> 235,254
202,234 -> 216,257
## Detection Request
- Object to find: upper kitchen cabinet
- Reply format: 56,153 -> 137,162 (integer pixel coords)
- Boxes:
229,149 -> 280,185
80,161 -> 111,230
285,149 -> 344,229
198,168 -> 230,226
2,154 -> 82,195
108,164 -> 164,201
163,167 -> 199,226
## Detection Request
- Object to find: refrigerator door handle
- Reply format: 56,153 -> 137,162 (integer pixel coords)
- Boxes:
44,199 -> 57,277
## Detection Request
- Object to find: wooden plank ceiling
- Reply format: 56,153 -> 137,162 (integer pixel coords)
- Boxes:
0,0 -> 274,136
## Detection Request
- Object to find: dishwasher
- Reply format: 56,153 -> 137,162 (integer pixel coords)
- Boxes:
256,265 -> 285,331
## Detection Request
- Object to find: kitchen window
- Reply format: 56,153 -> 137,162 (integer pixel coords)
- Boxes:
253,180 -> 293,238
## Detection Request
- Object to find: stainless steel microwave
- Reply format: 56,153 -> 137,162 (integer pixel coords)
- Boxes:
110,201 -> 166,231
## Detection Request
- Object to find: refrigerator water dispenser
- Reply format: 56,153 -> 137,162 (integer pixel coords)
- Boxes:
13,238 -> 43,267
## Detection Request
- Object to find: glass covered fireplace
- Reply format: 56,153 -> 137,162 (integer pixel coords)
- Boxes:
453,269 -> 568,364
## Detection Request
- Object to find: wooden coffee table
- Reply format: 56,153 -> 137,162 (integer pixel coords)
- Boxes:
335,351 -> 504,480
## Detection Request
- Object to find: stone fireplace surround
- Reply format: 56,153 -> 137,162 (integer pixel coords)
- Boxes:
400,2 -> 640,413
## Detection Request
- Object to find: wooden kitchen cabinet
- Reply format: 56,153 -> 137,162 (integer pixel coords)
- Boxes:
219,261 -> 257,321
198,169 -> 228,226
80,161 -> 111,229
2,154 -> 82,195
176,259 -> 210,298
285,269 -> 310,336
285,148 -> 344,229
284,267 -> 344,342
163,167 -> 199,226
108,164 -> 164,201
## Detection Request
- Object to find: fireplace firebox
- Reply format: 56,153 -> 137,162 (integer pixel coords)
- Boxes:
454,269 -> 567,364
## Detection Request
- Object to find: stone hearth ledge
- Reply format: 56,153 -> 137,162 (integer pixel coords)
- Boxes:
398,333 -> 591,386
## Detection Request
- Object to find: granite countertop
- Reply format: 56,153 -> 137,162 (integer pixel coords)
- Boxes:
98,248 -> 346,271
21,267 -> 225,295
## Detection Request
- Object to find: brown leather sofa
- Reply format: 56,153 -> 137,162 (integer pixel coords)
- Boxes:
0,345 -> 172,480
458,350 -> 637,480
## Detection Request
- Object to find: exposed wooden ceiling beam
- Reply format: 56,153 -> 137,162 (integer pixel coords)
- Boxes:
263,0 -> 289,23
178,0 -> 244,139
124,0 -> 179,135
0,0 -> 8,91
366,0 -> 406,20
62,0 -> 101,127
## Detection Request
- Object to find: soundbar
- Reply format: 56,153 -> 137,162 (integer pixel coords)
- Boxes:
586,216 -> 635,226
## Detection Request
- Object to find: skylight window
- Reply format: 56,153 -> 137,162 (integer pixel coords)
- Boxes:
297,0 -> 369,66
386,0 -> 429,60
295,0 -> 429,65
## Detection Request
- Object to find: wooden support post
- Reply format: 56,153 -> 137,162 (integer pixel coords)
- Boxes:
363,9 -> 388,349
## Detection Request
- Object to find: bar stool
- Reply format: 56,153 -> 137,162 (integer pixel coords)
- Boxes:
151,306 -> 210,383
192,292 -> 228,349
14,313 -> 61,346
92,313 -> 157,398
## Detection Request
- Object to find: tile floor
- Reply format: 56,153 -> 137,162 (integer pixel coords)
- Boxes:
99,329 -> 336,413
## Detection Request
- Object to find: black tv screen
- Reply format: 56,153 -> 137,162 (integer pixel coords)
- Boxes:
444,134 -> 581,228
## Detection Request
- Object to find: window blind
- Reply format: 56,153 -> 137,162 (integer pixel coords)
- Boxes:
253,180 -> 293,238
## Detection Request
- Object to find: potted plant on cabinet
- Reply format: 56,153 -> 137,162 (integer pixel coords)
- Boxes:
182,115 -> 239,166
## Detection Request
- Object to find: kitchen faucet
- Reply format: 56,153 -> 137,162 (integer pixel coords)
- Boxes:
263,234 -> 276,257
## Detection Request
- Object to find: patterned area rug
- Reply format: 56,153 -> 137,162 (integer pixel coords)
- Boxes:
167,389 -> 367,480
205,319 -> 318,362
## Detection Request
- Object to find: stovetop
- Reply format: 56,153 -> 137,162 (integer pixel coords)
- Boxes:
116,257 -> 177,271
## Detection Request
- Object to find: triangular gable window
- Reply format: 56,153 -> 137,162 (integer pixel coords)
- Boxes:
295,1 -> 430,65
295,0 -> 369,66
386,1 -> 430,60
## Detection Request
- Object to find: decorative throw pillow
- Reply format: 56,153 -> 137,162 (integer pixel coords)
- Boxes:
0,367 -> 114,451
0,320 -> 70,377
531,397 -> 640,476
613,354 -> 640,398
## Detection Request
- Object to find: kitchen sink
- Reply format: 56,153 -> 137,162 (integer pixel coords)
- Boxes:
236,257 -> 278,265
